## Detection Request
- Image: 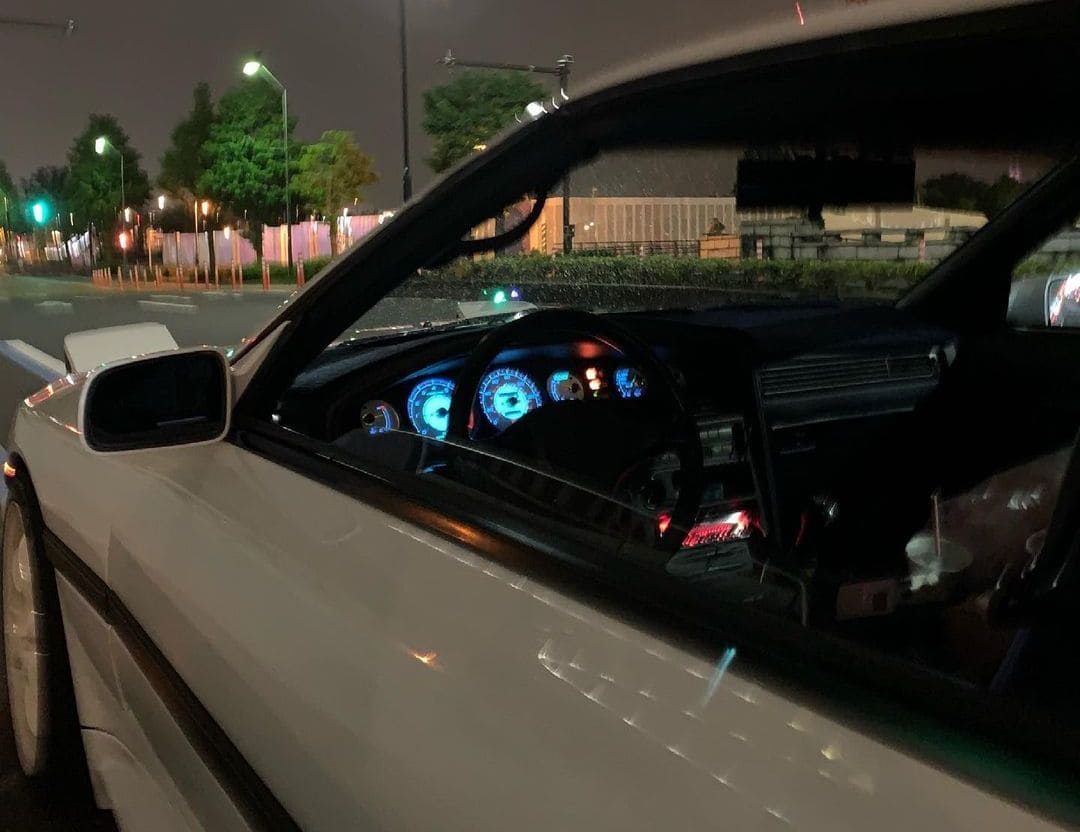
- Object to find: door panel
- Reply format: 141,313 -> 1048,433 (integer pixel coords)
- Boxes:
100,440 -> 1065,831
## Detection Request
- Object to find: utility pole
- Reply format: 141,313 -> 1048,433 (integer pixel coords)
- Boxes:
399,0 -> 412,202
439,51 -> 575,253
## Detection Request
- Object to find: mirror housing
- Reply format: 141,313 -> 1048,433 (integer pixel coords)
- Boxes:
1007,274 -> 1067,328
79,348 -> 231,453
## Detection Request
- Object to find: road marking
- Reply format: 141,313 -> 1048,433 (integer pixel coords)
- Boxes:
0,340 -> 65,381
149,295 -> 193,304
34,300 -> 74,315
137,300 -> 197,314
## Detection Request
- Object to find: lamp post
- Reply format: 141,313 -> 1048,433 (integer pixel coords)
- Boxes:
398,0 -> 412,202
95,135 -> 127,270
242,59 -> 293,274
1,191 -> 16,272
439,51 -> 575,253
201,199 -> 216,278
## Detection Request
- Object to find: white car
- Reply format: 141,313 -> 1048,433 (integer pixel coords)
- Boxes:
5,2 -> 1080,830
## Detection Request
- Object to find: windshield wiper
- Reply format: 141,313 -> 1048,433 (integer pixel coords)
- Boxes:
333,307 -> 536,348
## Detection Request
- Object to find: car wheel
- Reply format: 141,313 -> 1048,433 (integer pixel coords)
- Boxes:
2,480 -> 80,779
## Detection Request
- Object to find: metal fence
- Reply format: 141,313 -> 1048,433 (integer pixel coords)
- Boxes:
571,240 -> 702,257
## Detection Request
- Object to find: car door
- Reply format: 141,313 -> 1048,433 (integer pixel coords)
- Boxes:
99,429 -> 1078,832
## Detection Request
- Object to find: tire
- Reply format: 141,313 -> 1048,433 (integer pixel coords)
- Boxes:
2,474 -> 83,780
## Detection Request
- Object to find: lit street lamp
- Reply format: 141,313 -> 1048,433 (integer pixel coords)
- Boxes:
95,135 -> 128,270
398,0 -> 412,203
242,58 -> 293,273
439,51 -> 575,253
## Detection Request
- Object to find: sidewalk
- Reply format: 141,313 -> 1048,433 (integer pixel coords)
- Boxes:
2,272 -> 295,298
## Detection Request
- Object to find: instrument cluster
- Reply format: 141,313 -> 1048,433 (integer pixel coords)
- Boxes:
360,361 -> 649,440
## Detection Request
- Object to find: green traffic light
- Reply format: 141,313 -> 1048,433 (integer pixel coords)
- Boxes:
31,201 -> 48,225
492,289 -> 507,304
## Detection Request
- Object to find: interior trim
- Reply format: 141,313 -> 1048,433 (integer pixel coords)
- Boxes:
41,528 -> 303,832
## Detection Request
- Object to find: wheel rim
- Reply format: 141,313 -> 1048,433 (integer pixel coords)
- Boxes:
3,501 -> 49,775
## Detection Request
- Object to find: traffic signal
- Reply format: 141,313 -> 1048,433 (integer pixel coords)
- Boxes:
31,200 -> 48,225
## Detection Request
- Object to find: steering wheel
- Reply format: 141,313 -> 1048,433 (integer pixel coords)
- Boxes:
446,309 -> 704,551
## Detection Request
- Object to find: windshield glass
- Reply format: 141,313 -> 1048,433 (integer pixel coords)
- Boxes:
344,144 -> 1053,340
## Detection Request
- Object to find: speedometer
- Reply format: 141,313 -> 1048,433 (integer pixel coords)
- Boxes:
407,378 -> 455,439
479,368 -> 542,430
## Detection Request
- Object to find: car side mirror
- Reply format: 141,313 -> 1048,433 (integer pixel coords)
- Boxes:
1007,275 -> 1067,328
79,348 -> 231,453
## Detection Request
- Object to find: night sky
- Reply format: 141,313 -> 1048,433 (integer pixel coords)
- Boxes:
2,0 -> 798,208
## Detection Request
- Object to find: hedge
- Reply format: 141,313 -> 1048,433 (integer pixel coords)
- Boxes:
432,255 -> 935,299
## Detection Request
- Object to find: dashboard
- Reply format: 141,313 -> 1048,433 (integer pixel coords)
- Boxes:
356,358 -> 652,440
279,305 -> 952,575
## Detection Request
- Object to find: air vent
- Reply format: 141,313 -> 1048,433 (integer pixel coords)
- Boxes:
759,353 -> 937,397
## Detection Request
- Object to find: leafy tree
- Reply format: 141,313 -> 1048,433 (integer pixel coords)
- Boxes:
920,173 -> 985,213
159,81 -> 215,198
66,114 -> 151,256
21,166 -> 69,218
0,159 -> 26,235
293,130 -> 378,253
199,82 -> 297,260
422,71 -> 547,173
921,171 -> 1027,220
981,174 -> 1027,219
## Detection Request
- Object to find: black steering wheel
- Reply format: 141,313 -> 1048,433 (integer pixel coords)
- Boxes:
446,309 -> 704,551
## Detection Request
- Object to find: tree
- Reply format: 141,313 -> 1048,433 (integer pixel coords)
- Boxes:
66,114 -> 151,257
920,173 -> 986,213
21,165 -> 69,218
199,82 -> 297,261
921,171 -> 1028,220
293,130 -> 378,253
158,82 -> 215,197
0,158 -> 26,236
422,71 -> 547,173
981,174 -> 1027,219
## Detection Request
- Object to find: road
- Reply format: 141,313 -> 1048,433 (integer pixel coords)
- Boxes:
0,275 -> 288,831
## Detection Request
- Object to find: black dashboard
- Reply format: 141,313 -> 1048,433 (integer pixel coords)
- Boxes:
279,304 -> 953,562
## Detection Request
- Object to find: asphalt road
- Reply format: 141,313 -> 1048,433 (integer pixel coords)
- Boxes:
0,275 -> 289,831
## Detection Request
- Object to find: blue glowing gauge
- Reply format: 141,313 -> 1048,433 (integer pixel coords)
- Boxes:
360,400 -> 400,436
479,368 -> 543,430
614,366 -> 647,399
547,371 -> 585,402
407,378 -> 456,438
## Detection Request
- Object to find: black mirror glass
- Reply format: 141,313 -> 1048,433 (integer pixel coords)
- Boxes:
83,351 -> 228,451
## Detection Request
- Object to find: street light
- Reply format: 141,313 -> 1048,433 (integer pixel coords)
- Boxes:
241,57 -> 293,273
439,51 -> 575,253
95,135 -> 128,270
398,0 -> 412,203
158,194 -> 166,211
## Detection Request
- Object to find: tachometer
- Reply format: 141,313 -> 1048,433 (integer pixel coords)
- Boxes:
614,366 -> 647,399
479,368 -> 542,430
360,400 -> 400,435
407,378 -> 455,438
547,371 -> 585,402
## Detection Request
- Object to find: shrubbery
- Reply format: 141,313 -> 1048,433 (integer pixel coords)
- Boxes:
433,255 -> 934,299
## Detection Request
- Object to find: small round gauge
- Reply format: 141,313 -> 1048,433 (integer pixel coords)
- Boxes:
614,366 -> 647,399
360,400 -> 400,435
479,368 -> 543,430
547,371 -> 585,402
407,378 -> 455,439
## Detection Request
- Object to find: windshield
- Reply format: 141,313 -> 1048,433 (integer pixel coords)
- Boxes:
343,144 -> 1053,340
